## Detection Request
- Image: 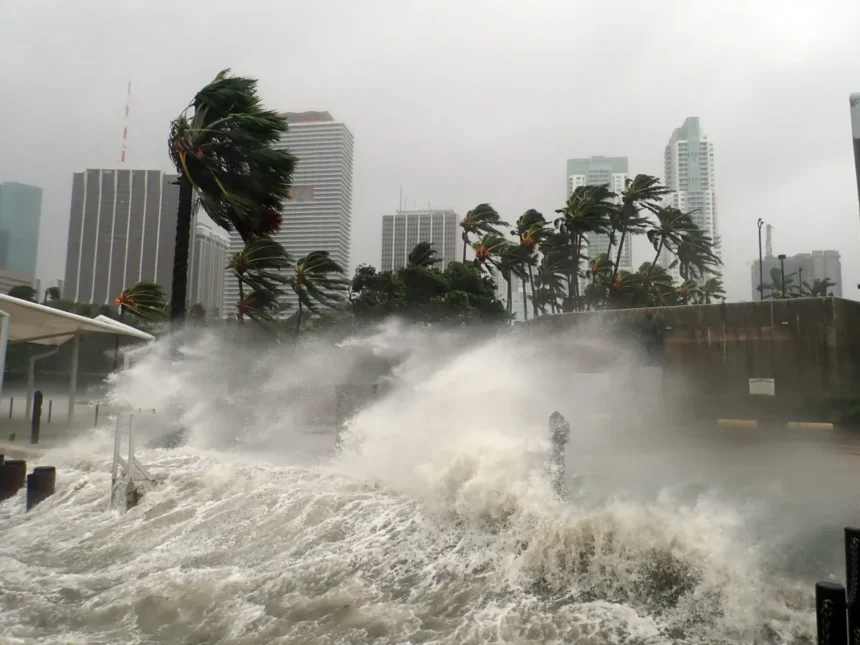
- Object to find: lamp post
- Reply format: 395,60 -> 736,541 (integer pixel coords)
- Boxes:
778,254 -> 787,299
757,219 -> 765,300
798,266 -> 803,297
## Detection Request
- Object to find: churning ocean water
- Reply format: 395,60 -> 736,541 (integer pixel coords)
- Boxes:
1,322 -> 851,644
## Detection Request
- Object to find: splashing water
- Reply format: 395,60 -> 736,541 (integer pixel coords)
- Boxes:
0,321 -> 836,644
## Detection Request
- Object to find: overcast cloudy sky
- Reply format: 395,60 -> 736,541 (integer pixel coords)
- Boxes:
1,0 -> 859,300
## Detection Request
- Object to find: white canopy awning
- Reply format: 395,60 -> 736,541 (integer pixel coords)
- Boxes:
0,295 -> 154,346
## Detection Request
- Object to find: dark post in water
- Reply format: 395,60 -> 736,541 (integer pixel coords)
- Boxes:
30,390 -> 43,444
0,459 -> 27,501
548,411 -> 570,498
846,528 -> 860,645
26,465 -> 56,510
816,581 -> 848,645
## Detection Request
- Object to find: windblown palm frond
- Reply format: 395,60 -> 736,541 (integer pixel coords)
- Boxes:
407,241 -> 441,268
115,281 -> 167,320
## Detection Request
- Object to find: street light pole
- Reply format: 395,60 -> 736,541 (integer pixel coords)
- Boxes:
757,219 -> 765,300
798,266 -> 803,297
778,254 -> 787,299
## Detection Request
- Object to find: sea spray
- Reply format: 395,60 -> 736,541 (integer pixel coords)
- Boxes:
1,320 -> 821,643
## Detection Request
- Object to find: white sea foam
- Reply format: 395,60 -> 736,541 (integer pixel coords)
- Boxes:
0,321 -> 821,644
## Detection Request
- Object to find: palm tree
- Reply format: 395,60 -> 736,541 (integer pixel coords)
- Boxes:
493,245 -> 526,318
114,281 -> 167,368
583,253 -> 613,310
115,281 -> 167,321
554,184 -> 616,301
407,241 -> 441,268
470,233 -> 509,274
227,237 -> 292,322
646,207 -> 699,274
672,227 -> 721,285
533,250 -> 568,314
612,175 -> 671,274
512,209 -> 549,318
762,266 -> 795,299
7,285 -> 36,301
700,277 -> 726,304
290,251 -> 348,331
168,69 -> 295,322
676,279 -> 701,306
43,286 -> 61,304
459,204 -> 508,263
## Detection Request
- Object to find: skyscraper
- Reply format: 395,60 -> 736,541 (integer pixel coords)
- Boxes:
222,111 -> 354,313
63,169 -> 179,304
566,156 -> 630,270
661,117 -> 719,281
0,182 -> 42,279
188,223 -> 229,314
381,209 -> 461,271
851,93 -> 860,218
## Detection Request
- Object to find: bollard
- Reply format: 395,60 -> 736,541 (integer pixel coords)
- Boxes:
846,528 -> 860,645
26,466 -> 56,510
47,400 -> 52,424
548,411 -> 571,498
30,390 -> 43,444
94,404 -> 99,426
817,581 -> 848,645
0,459 -> 27,501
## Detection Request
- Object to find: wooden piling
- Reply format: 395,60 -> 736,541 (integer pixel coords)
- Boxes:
846,528 -> 860,645
26,466 -> 56,510
0,459 -> 27,501
817,581 -> 848,645
30,390 -> 43,444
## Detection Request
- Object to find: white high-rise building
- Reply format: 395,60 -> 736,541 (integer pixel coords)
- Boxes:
222,111 -> 354,314
660,117 -> 719,281
381,209 -> 462,271
188,223 -> 229,315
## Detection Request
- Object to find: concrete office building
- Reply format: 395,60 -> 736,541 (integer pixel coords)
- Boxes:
223,111 -> 354,313
63,169 -> 179,304
566,156 -> 630,271
188,223 -> 229,314
851,93 -> 860,218
750,250 -> 842,300
0,182 -> 42,279
660,117 -> 719,282
381,209 -> 461,271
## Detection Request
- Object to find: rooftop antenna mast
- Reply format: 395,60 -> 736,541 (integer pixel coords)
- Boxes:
399,185 -> 402,213
765,224 -> 773,258
120,81 -> 131,164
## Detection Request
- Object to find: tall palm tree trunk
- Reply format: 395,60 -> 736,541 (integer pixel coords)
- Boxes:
651,238 -> 665,275
113,308 -> 124,370
170,175 -> 193,323
522,278 -> 528,321
236,277 -> 245,323
614,230 -> 628,275
506,276 -> 513,316
296,300 -> 303,332
462,233 -> 468,263
528,265 -> 537,318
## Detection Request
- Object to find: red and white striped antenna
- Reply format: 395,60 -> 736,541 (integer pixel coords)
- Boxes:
120,81 -> 131,164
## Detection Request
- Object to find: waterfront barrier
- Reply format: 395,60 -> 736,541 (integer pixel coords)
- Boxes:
0,458 -> 26,501
815,527 -> 860,645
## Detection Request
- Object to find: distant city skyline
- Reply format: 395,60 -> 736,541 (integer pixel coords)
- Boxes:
188,222 -> 228,314
381,209 -> 460,271
750,250 -> 842,299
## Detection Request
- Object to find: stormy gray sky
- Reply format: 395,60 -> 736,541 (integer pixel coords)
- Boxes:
1,0 -> 859,301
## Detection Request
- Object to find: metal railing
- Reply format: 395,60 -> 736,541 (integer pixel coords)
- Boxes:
109,412 -> 153,510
